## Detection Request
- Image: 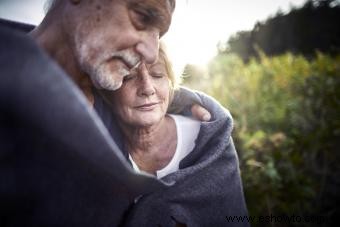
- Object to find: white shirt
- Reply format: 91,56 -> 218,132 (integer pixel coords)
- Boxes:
129,114 -> 201,179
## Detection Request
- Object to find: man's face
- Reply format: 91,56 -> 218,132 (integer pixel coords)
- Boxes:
68,0 -> 174,90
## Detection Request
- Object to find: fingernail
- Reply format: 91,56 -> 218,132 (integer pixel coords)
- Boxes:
202,113 -> 210,121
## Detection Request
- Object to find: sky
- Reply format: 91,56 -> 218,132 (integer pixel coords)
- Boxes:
0,0 -> 307,71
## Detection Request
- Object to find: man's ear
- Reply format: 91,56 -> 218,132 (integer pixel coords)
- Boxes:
70,0 -> 81,4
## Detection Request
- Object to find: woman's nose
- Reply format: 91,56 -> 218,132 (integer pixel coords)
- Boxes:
137,66 -> 156,97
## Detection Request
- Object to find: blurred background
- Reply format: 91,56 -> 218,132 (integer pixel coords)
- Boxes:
181,1 -> 340,226
1,0 -> 339,226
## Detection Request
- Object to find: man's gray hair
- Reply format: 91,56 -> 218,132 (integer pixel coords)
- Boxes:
44,0 -> 176,14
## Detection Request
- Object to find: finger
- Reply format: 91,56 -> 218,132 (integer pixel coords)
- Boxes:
191,104 -> 211,122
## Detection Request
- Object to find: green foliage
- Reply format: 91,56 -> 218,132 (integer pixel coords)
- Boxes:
182,52 -> 340,226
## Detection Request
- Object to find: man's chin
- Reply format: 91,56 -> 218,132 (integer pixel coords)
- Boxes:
92,73 -> 124,91
96,81 -> 122,91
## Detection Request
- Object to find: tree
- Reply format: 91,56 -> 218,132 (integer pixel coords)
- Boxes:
224,0 -> 340,61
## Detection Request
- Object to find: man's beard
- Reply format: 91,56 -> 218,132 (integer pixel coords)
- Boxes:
89,61 -> 128,91
77,47 -> 141,91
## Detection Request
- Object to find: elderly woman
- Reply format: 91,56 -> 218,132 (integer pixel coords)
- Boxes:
108,45 -> 199,179
105,45 -> 248,226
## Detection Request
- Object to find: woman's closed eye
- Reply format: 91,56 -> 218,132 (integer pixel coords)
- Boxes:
151,72 -> 166,78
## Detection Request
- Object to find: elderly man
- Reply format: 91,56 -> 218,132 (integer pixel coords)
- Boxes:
1,0 -> 173,225
0,0 -> 247,226
0,0 -> 204,226
32,0 -> 175,104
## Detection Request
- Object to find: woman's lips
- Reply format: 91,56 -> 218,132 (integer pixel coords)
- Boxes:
135,103 -> 158,111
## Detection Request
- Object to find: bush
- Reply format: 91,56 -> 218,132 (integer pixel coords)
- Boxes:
182,52 -> 340,226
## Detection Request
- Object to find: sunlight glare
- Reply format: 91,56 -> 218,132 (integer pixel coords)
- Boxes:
162,0 -> 306,75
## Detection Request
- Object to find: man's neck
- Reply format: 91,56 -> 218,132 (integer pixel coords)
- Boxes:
29,22 -> 95,106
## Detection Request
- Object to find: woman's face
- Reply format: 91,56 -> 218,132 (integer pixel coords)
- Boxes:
110,58 -> 171,127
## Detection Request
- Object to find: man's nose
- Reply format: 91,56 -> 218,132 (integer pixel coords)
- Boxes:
136,31 -> 159,64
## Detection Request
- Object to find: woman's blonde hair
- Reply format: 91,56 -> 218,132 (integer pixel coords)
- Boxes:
158,42 -> 177,103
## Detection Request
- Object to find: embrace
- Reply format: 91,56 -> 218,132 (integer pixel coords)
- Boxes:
0,0 -> 248,226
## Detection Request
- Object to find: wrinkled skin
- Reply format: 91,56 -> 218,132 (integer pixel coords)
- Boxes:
109,59 -> 171,128
64,0 -> 174,90
31,0 -> 210,120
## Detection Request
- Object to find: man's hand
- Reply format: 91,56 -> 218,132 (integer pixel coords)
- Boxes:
168,87 -> 212,121
191,104 -> 211,122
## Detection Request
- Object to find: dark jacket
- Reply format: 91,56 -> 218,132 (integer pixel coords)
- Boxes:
0,19 -> 164,227
0,19 -> 248,227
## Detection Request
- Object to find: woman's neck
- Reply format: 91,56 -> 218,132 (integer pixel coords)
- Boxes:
120,115 -> 177,175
